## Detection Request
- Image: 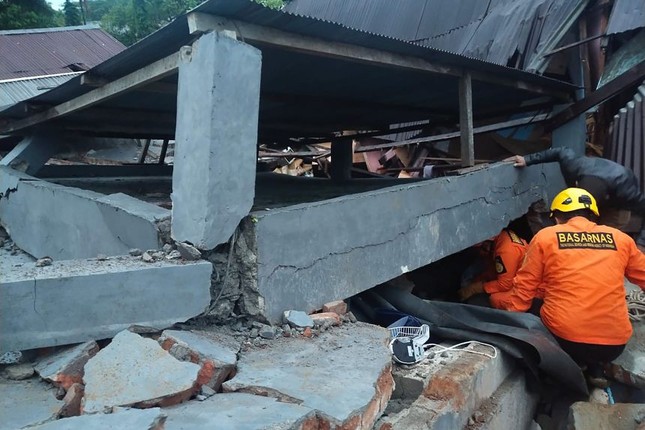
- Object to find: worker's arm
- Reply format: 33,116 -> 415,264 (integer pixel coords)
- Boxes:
523,147 -> 576,167
483,245 -> 524,294
496,242 -> 544,312
625,240 -> 645,289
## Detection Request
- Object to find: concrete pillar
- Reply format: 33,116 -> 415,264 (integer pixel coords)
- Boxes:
171,32 -> 262,250
0,134 -> 61,175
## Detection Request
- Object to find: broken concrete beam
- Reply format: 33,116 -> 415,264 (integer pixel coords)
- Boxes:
34,341 -> 99,390
164,392 -> 317,429
0,166 -> 169,260
0,257 -> 211,353
172,31 -> 261,249
83,330 -> 201,413
249,162 -> 566,322
223,323 -> 393,429
26,407 -> 166,430
0,134 -> 61,175
607,322 -> 645,389
468,370 -> 538,430
567,402 -> 645,430
0,379 -> 63,430
158,329 -> 239,390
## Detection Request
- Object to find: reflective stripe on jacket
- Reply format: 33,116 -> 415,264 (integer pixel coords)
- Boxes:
498,217 -> 645,345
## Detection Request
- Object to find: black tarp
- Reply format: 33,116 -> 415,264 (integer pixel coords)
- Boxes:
373,286 -> 588,395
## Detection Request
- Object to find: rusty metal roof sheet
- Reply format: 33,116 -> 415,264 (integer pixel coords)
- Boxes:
284,0 -> 589,72
0,73 -> 81,108
0,24 -> 125,81
606,0 -> 645,35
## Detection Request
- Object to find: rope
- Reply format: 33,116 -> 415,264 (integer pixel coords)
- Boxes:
423,341 -> 498,360
627,290 -> 645,322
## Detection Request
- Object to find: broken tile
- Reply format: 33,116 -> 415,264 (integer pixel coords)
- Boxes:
26,407 -> 166,430
4,363 -> 34,380
158,329 -> 238,391
35,341 -> 99,390
323,300 -> 348,315
83,330 -> 200,413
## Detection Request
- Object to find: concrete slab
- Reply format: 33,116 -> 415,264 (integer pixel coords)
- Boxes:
0,166 -> 169,260
250,162 -> 566,322
607,322 -> 645,388
223,322 -> 393,428
34,341 -> 99,390
25,407 -> 166,430
83,330 -> 201,413
158,329 -> 239,390
0,256 -> 212,353
0,378 -> 63,430
164,393 -> 318,430
172,32 -> 261,250
567,402 -> 645,430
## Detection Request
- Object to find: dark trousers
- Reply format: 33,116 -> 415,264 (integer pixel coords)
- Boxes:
553,335 -> 626,367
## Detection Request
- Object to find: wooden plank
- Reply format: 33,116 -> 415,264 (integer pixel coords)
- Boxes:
188,12 -> 571,99
459,72 -> 474,167
353,113 -> 549,153
2,52 -> 181,134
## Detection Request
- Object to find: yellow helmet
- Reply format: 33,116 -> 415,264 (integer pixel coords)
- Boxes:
550,187 -> 599,216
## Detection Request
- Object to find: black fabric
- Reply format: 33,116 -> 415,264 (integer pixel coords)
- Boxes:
552,336 -> 626,366
375,286 -> 588,395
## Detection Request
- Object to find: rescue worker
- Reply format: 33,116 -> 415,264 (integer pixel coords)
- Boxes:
496,188 -> 645,370
505,147 -> 645,252
458,228 -> 529,309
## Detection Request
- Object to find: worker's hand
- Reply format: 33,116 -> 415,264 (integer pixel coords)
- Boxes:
503,155 -> 527,167
458,281 -> 484,301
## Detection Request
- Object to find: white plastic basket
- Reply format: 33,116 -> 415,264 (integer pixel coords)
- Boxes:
388,325 -> 429,339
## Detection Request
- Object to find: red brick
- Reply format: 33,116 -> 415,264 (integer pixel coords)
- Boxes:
59,383 -> 84,417
310,312 -> 341,327
322,300 -> 348,315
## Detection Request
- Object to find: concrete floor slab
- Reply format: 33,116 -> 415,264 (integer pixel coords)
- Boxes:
0,379 -> 63,430
0,257 -> 212,353
25,407 -> 166,430
164,393 -> 317,430
223,322 -> 393,427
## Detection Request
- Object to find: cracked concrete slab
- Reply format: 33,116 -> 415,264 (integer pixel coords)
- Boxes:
223,322 -> 393,428
0,379 -> 63,430
34,341 -> 99,390
250,162 -> 565,322
0,256 -> 212,353
83,330 -> 201,413
164,393 -> 317,430
25,407 -> 166,430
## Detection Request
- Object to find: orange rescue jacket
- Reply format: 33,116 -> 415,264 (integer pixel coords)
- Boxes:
483,230 -> 527,298
498,217 -> 645,345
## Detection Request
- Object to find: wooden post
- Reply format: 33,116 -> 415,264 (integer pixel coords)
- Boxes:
331,138 -> 352,182
459,72 -> 475,167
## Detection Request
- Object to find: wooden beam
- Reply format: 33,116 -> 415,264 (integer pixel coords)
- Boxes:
187,12 -> 571,99
546,60 -> 645,131
354,113 -> 549,153
1,52 -> 181,134
459,72 -> 474,167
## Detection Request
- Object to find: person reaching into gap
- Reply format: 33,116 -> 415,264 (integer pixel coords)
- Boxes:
458,228 -> 537,309
496,188 -> 645,384
504,147 -> 645,253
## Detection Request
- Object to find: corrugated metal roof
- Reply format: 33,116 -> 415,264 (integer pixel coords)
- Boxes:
0,0 -> 575,141
606,82 -> 645,192
0,73 -> 80,108
606,0 -> 645,35
0,24 -> 125,80
284,0 -> 589,72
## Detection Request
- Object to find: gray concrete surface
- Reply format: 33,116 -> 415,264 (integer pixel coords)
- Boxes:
0,167 -> 169,260
252,162 -> 566,322
608,322 -> 645,388
34,341 -> 98,389
172,31 -> 261,250
164,393 -> 317,430
0,256 -> 212,353
567,402 -> 645,430
26,407 -> 166,430
0,134 -> 61,175
223,322 -> 392,427
0,379 -> 63,430
83,330 -> 201,413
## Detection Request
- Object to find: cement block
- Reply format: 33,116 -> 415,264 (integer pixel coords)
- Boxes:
34,341 -> 99,390
0,379 -> 63,430
164,392 -> 318,430
26,407 -> 166,430
172,31 -> 261,250
568,402 -> 645,430
83,330 -> 201,413
0,257 -> 212,353
158,329 -> 239,390
0,167 -> 169,260
223,322 -> 393,428
252,162 -> 565,322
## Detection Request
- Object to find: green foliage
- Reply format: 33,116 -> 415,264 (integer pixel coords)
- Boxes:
257,0 -> 285,9
0,0 -> 63,30
63,0 -> 82,26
